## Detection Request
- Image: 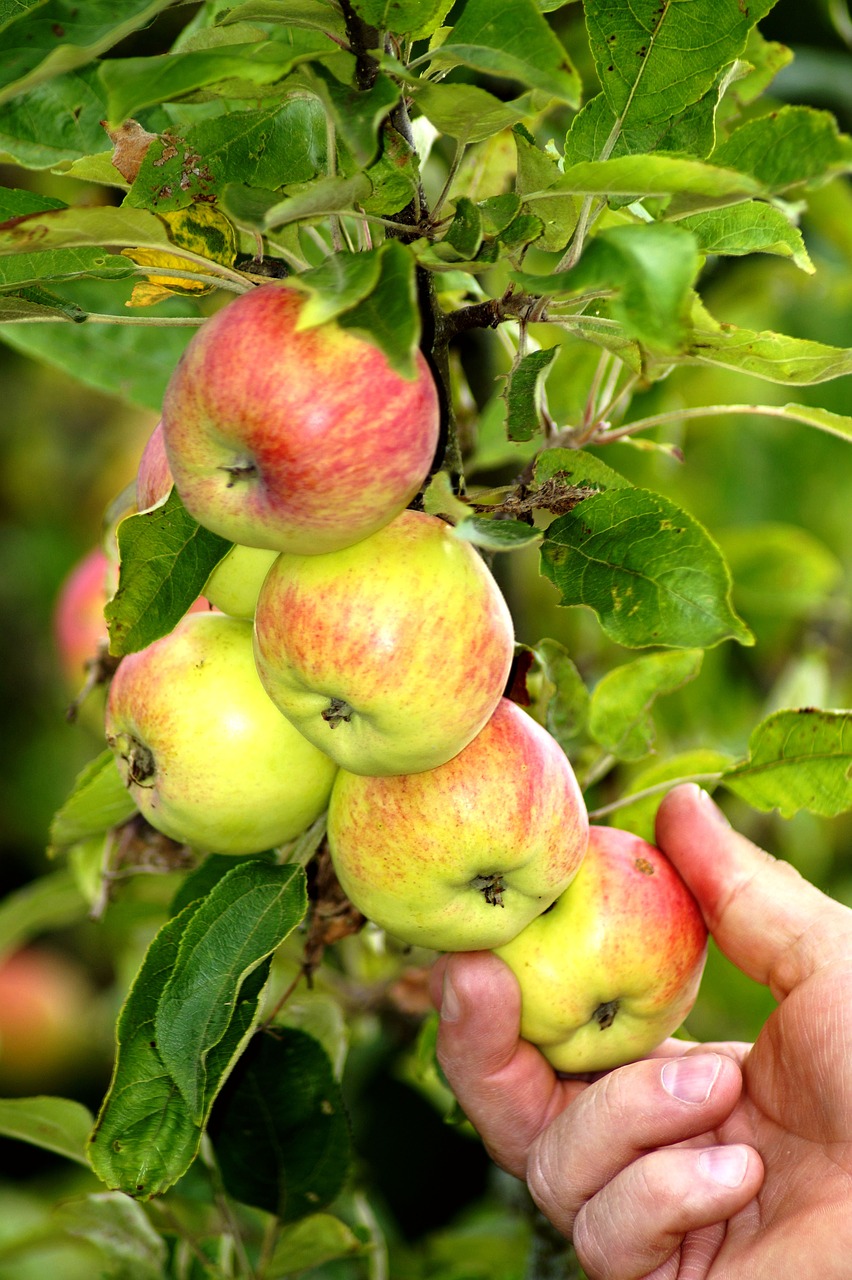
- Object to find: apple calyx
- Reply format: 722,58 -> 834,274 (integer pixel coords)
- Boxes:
219,460 -> 258,487
108,732 -> 156,788
321,697 -> 353,728
592,999 -> 619,1030
470,873 -> 506,907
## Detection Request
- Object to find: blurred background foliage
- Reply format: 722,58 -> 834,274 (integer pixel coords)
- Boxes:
0,0 -> 851,1274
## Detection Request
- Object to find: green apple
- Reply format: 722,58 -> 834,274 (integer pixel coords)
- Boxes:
161,283 -> 440,555
105,612 -> 337,854
253,509 -> 515,776
136,420 -> 278,618
495,824 -> 708,1073
327,697 -> 589,951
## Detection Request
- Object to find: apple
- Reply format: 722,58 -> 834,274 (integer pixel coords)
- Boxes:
495,825 -> 708,1073
53,545 -> 113,691
326,698 -> 588,951
253,509 -> 515,776
160,283 -> 441,555
105,611 -> 338,854
136,421 -> 278,618
0,946 -> 97,1091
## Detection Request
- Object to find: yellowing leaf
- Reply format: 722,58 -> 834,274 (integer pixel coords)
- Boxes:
122,204 -> 237,306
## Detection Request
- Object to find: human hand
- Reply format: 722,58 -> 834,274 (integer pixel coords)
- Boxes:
431,784 -> 852,1278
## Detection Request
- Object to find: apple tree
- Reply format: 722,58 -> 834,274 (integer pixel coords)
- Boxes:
0,0 -> 851,1276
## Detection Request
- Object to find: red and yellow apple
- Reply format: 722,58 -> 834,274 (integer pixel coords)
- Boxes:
136,421 -> 278,618
160,283 -> 440,555
495,825 -> 708,1073
53,545 -> 113,692
327,698 -> 589,951
253,508 -> 515,776
0,946 -> 97,1092
105,611 -> 338,854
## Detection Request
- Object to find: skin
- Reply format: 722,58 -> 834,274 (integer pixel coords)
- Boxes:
431,784 -> 852,1279
253,509 -> 515,776
137,421 -> 279,618
105,612 -> 338,854
327,697 -> 589,951
161,284 -> 440,554
495,825 -> 708,1072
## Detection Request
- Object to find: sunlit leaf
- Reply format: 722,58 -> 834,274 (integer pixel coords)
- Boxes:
711,105 -> 852,193
49,751 -> 138,850
723,709 -> 852,818
676,203 -> 813,273
452,516 -> 542,551
0,1097 -> 94,1166
588,649 -> 704,760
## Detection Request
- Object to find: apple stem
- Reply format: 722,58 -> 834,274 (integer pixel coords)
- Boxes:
218,461 -> 258,487
321,697 -> 353,729
108,734 -> 156,788
592,999 -> 619,1031
471,873 -> 506,907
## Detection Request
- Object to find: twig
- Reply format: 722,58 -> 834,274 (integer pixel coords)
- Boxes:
588,772 -> 724,820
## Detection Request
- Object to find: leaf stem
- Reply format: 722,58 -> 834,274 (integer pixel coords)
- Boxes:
587,771 -> 724,819
430,138 -> 466,222
596,402 -> 848,444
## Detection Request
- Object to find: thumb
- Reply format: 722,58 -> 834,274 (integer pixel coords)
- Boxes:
655,784 -> 852,1000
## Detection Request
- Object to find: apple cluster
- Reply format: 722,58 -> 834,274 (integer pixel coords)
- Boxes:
93,283 -> 706,1072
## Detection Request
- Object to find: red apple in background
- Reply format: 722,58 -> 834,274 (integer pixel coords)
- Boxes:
53,546 -> 113,692
0,946 -> 98,1092
495,825 -> 708,1073
253,509 -> 515,776
105,612 -> 338,854
327,698 -> 588,951
136,421 -> 277,618
160,283 -> 441,555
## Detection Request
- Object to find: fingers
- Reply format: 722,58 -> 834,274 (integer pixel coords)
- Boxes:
655,784 -> 852,998
432,950 -> 583,1177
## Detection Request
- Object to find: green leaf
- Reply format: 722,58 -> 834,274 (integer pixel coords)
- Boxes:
99,38 -> 340,124
588,649 -> 704,761
711,105 -> 852,193
513,125 -> 578,252
719,523 -> 843,621
49,751 -> 138,850
443,197 -> 484,260
220,0 -> 348,39
585,0 -> 775,127
209,1027 -> 350,1220
504,346 -> 558,441
54,1193 -> 168,1280
0,203 -> 175,256
0,247 -> 136,290
223,172 -> 373,232
88,887 -> 282,1197
675,203 -> 814,273
0,285 -> 87,321
298,63 -> 400,167
179,100 -> 328,197
0,870 -> 87,962
519,637 -> 590,750
0,1097 -> 94,1166
452,516 -> 542,552
288,244 -> 384,326
352,0 -> 452,37
155,862 -> 309,1122
266,1213 -> 367,1276
105,489 -> 231,658
540,487 -> 754,649
686,318 -> 852,385
723,709 -> 852,818
0,188 -> 66,219
608,749 -> 734,841
533,446 -> 632,491
773,403 -> 852,443
412,79 -> 531,145
429,0 -> 581,106
169,851 -> 276,919
543,153 -> 763,204
334,238 -> 420,378
0,0 -> 179,105
0,65 -> 111,168
518,222 -> 700,351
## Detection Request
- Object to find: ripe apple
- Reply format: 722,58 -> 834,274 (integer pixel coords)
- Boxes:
326,698 -> 589,951
495,825 -> 708,1073
53,545 -> 114,691
105,611 -> 338,854
136,421 -> 278,618
160,283 -> 440,555
253,509 -> 515,776
0,946 -> 97,1092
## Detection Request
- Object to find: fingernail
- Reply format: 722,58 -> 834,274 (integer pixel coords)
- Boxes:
440,969 -> 462,1023
661,1053 -> 721,1104
699,1145 -> 749,1188
698,788 -> 731,827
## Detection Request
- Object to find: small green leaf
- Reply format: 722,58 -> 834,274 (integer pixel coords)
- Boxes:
0,286 -> 87,321
443,197 -> 484,260
209,1027 -> 350,1220
223,173 -> 373,233
519,637 -> 590,750
452,516 -> 542,552
155,862 -> 309,1121
540,487 -> 754,649
55,1193 -> 168,1279
412,79 -> 531,145
686,319 -> 852,385
588,649 -> 704,761
49,751 -> 138,850
774,403 -> 852,442
352,0 -> 452,37
298,63 -> 400,168
504,346 -> 558,441
288,247 -> 385,328
676,203 -> 814,273
266,1213 -> 367,1276
0,188 -> 66,219
0,870 -> 87,962
533,447 -> 632,491
421,470 -> 471,524
711,105 -> 852,193
334,238 -> 420,378
0,1097 -> 94,1166
723,709 -> 852,818
545,153 -> 763,204
609,750 -> 734,841
430,0 -> 581,106
105,489 -> 231,657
